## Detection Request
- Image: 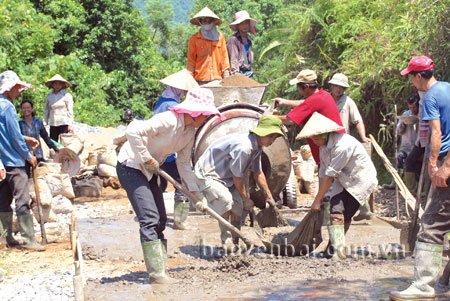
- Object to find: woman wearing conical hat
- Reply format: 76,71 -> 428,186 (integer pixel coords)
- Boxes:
227,10 -> 257,77
297,112 -> 377,260
187,7 -> 231,84
43,74 -> 74,142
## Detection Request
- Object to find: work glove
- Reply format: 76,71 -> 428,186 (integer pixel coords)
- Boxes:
144,158 -> 159,174
195,197 -> 208,212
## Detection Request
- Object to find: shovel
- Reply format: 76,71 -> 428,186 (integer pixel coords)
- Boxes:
156,169 -> 261,248
32,162 -> 48,245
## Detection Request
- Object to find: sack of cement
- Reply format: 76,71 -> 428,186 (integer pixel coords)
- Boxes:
31,201 -> 57,223
51,195 -> 73,214
303,179 -> 318,195
59,133 -> 83,154
97,149 -> 117,167
36,161 -> 62,177
29,178 -> 53,207
45,173 -> 75,199
262,211 -> 322,256
98,163 -> 117,177
299,158 -> 316,182
73,177 -> 103,197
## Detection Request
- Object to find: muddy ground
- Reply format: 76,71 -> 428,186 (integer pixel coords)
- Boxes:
1,186 -> 449,300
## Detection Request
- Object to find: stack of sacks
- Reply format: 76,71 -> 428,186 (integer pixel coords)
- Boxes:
293,145 -> 318,195
29,162 -> 74,223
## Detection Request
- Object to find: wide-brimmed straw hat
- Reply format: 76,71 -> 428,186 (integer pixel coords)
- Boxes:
160,69 -> 199,91
0,70 -> 32,94
169,87 -> 225,120
229,11 -> 257,31
289,69 -> 318,86
190,7 -> 222,26
296,112 -> 345,140
45,74 -> 71,89
328,73 -> 349,88
250,116 -> 286,138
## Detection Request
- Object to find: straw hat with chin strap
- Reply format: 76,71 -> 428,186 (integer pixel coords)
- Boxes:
296,112 -> 345,140
45,74 -> 71,89
160,69 -> 198,91
190,7 -> 222,26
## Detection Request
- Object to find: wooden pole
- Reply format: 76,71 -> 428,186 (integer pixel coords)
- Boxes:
394,105 -> 400,220
32,164 -> 47,244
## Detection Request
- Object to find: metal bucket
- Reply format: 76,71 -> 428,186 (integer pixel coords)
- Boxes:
192,103 -> 291,204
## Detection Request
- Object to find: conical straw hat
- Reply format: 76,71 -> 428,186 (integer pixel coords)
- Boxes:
190,7 -> 222,26
160,69 -> 199,91
296,112 -> 345,140
45,74 -> 71,88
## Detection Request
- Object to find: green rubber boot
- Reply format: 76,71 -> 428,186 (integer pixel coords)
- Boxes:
328,225 -> 346,259
405,172 -> 417,195
141,239 -> 177,284
0,212 -> 20,247
389,242 -> 442,300
173,200 -> 190,230
17,214 -> 44,251
353,201 -> 373,221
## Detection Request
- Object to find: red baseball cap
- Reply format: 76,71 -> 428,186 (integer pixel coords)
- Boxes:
401,56 -> 436,76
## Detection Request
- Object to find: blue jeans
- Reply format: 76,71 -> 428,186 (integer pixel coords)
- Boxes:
116,162 -> 166,242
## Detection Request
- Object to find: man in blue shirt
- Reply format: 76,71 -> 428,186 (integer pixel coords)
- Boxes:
0,70 -> 44,251
390,56 -> 450,300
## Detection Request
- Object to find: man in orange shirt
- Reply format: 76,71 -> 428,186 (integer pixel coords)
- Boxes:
187,7 -> 230,84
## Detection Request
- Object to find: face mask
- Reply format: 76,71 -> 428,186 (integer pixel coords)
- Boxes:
201,23 -> 215,31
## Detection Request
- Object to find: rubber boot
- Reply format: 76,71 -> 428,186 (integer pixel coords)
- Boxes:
383,180 -> 396,190
141,239 -> 177,284
0,212 -> 20,247
219,218 -> 235,253
230,220 -> 241,247
173,200 -> 190,230
323,221 -> 350,259
328,225 -> 346,259
389,242 -> 442,300
405,172 -> 417,195
17,214 -> 44,251
353,201 -> 373,221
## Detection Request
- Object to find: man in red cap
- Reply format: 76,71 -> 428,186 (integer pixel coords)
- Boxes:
390,56 -> 450,301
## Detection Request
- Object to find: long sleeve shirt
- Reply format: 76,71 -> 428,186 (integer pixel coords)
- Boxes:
194,133 -> 263,187
19,117 -> 57,159
319,132 -> 377,204
187,31 -> 230,82
117,111 -> 199,191
335,95 -> 363,134
397,110 -> 418,154
43,89 -> 74,126
226,32 -> 253,75
0,95 -> 32,167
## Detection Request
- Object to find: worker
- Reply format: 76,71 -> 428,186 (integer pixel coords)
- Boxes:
0,70 -> 44,251
384,94 -> 420,190
299,112 -> 377,259
227,10 -> 256,77
328,72 -> 373,221
154,69 -> 199,230
116,87 -> 222,284
123,109 -> 134,126
194,116 -> 284,252
390,56 -> 450,300
187,7 -> 230,84
0,158 -> 4,282
274,69 -> 345,165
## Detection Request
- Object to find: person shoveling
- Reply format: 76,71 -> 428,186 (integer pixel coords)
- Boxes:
194,116 -> 286,253
262,112 -> 377,258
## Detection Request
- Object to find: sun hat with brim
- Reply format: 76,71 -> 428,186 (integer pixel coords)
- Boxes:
45,74 -> 71,89
289,69 -> 318,86
250,116 -> 286,138
328,73 -> 349,88
229,11 -> 257,31
168,87 -> 225,120
296,112 -> 345,140
160,69 -> 199,91
400,56 -> 436,76
0,70 -> 32,94
190,7 -> 222,26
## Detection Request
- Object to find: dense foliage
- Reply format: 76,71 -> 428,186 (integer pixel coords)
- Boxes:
1,0 -> 448,137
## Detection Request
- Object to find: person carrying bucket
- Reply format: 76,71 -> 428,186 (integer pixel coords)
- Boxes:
297,112 -> 377,259
194,116 -> 285,252
116,87 -> 223,284
153,69 -> 199,230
